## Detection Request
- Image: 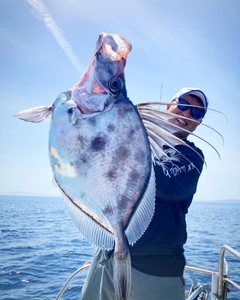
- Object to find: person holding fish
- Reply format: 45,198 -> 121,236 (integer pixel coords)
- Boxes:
15,33 -> 210,300
81,86 -> 208,300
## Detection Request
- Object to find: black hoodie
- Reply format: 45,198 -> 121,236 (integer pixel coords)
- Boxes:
130,140 -> 204,276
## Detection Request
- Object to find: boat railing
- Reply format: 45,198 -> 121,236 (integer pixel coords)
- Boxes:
185,244 -> 240,300
217,245 -> 240,297
55,262 -> 91,300
55,245 -> 240,300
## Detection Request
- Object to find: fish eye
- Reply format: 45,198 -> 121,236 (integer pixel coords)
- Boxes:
108,78 -> 122,94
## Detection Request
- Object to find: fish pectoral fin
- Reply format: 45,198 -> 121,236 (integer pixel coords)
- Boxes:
14,105 -> 53,123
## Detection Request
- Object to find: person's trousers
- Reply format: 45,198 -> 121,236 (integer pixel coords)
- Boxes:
81,248 -> 185,300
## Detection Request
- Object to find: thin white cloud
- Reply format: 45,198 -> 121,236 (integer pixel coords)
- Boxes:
26,0 -> 84,72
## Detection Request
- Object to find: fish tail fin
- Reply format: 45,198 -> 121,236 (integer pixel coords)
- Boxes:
13,105 -> 53,123
113,250 -> 131,300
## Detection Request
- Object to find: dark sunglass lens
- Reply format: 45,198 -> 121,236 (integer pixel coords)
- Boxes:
177,98 -> 189,111
191,108 -> 204,120
178,98 -> 204,119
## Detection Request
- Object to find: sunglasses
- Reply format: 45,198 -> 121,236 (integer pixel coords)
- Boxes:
175,98 -> 205,120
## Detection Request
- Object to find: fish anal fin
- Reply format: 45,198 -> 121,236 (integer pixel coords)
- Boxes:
60,189 -> 115,250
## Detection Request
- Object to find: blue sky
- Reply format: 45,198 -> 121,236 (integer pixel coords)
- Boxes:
0,0 -> 239,200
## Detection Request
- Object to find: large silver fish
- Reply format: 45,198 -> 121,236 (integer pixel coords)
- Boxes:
15,32 -> 221,300
16,33 -> 154,300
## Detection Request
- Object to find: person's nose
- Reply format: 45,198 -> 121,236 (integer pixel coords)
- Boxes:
182,108 -> 192,118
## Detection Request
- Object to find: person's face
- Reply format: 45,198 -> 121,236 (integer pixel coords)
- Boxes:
166,94 -> 204,137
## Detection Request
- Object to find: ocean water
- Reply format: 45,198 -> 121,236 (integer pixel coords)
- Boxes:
0,195 -> 239,300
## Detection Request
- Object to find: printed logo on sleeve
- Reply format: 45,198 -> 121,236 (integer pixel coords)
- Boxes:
155,148 -> 196,178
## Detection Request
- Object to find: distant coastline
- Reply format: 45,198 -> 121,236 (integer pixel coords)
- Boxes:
0,193 -> 239,202
0,192 -> 60,198
194,198 -> 240,202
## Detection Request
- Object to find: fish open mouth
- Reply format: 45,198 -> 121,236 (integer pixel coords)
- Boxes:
71,33 -> 132,114
96,32 -> 131,60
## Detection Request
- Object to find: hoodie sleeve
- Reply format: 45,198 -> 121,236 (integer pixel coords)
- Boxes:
154,141 -> 204,201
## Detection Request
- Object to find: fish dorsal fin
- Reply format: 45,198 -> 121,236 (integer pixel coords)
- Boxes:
136,102 -> 222,161
136,105 -> 206,168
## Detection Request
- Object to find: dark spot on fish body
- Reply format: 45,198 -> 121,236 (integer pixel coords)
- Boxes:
117,103 -> 133,118
134,123 -> 141,132
91,135 -> 107,152
77,135 -> 84,143
80,155 -> 88,164
129,170 -> 140,182
115,146 -> 130,161
77,134 -> 88,148
87,117 -> 97,127
102,205 -> 114,216
105,168 -> 118,181
134,149 -> 146,162
72,154 -> 89,170
107,123 -> 116,133
127,128 -> 135,139
117,195 -> 133,213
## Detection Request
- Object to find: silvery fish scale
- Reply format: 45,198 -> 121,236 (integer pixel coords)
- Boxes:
49,90 -> 155,255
